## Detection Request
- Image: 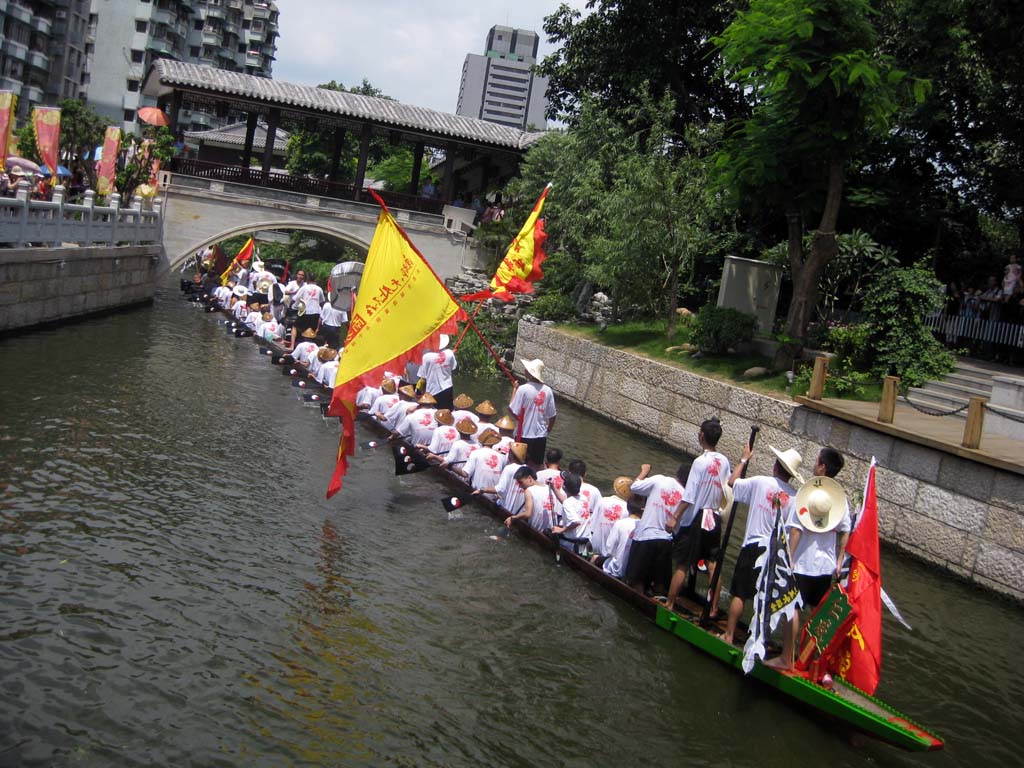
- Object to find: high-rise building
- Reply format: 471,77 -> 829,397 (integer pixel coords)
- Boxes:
0,0 -> 92,121
456,24 -> 547,131
85,0 -> 279,135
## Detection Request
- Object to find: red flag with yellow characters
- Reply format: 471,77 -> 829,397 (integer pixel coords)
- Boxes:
32,107 -> 61,181
0,91 -> 17,161
461,183 -> 550,302
326,192 -> 466,497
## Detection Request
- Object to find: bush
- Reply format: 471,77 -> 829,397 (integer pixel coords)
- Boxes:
691,305 -> 757,354
530,292 -> 577,321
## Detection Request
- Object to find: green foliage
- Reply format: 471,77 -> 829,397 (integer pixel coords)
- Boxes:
529,293 -> 577,322
367,147 -> 415,192
691,305 -> 757,354
793,323 -> 876,398
454,309 -> 519,378
14,99 -> 107,186
861,262 -> 955,387
292,259 -> 334,284
114,127 -> 175,202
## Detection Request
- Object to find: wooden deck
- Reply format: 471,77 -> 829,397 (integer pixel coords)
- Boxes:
795,395 -> 1024,476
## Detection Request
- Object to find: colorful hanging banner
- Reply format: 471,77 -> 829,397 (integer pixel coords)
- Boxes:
0,91 -> 17,162
32,107 -> 61,180
95,127 -> 121,197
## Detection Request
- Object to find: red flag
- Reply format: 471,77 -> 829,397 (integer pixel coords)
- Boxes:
220,237 -> 255,286
0,92 -> 17,162
32,107 -> 61,181
95,127 -> 121,197
461,184 -> 550,302
831,459 -> 882,694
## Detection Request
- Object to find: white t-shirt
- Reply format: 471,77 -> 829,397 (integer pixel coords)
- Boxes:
232,301 -> 248,320
786,499 -> 852,577
494,462 -> 526,512
576,482 -> 601,536
243,309 -> 261,330
369,393 -> 400,422
732,475 -> 798,548
320,301 -> 348,327
602,517 -> 638,578
417,350 -> 457,395
680,451 -> 731,531
525,483 -> 559,532
444,438 -> 478,467
631,474 -> 684,542
589,495 -> 630,557
509,382 -> 556,439
559,495 -> 587,536
427,424 -> 460,455
317,359 -> 339,388
535,468 -> 563,490
214,285 -> 232,307
248,269 -> 276,291
464,447 -> 505,492
355,384 -> 382,409
407,408 -> 438,446
291,341 -> 318,366
382,399 -> 415,432
293,283 -> 325,316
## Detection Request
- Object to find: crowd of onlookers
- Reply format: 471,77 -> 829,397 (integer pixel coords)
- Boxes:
944,254 -> 1023,324
0,167 -> 89,202
419,177 -> 505,225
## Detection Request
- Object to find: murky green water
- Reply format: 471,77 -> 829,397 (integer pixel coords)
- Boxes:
0,287 -> 1018,767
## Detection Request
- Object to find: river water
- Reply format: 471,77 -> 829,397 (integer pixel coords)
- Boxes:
0,287 -> 1019,767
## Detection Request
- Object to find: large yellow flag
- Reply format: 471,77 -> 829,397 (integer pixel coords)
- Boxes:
326,196 -> 466,497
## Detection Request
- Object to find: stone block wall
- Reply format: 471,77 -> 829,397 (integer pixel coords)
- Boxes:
516,322 -> 1024,603
0,245 -> 161,333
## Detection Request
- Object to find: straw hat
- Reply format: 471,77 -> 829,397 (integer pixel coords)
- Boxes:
769,445 -> 805,485
521,358 -> 545,383
418,392 -> 437,406
455,417 -> 478,436
475,399 -> 497,416
478,428 -> 501,446
495,415 -> 516,431
381,379 -> 397,394
717,483 -> 735,526
453,393 -> 474,409
509,442 -> 528,463
301,327 -> 317,339
435,409 -> 454,426
398,384 -> 417,400
613,476 -> 634,501
317,347 -> 337,363
794,476 -> 847,533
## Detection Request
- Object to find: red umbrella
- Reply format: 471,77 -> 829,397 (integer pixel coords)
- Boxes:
137,107 -> 170,127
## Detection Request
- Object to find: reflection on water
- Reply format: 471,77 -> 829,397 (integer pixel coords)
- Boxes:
0,287 -> 1020,767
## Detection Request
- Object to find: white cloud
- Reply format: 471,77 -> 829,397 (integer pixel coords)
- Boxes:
272,0 -> 589,113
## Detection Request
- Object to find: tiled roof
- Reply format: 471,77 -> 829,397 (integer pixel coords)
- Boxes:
184,121 -> 290,152
144,60 -> 546,151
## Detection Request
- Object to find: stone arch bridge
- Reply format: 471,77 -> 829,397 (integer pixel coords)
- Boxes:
159,174 -> 483,279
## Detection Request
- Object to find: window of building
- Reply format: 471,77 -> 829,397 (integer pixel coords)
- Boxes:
135,20 -> 148,32
85,43 -> 94,55
190,46 -> 200,57
194,19 -> 204,30
242,19 -> 250,29
124,109 -> 135,122
130,49 -> 144,63
127,79 -> 140,92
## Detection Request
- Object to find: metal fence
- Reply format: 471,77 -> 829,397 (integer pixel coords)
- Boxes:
925,311 -> 1024,349
0,181 -> 163,248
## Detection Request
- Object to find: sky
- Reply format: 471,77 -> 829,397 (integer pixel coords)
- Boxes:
272,0 -> 590,114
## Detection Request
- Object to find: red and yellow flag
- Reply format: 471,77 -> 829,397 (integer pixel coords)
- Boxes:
95,127 -> 121,197
830,459 -> 882,695
0,91 -> 17,161
326,192 -> 466,498
461,183 -> 550,302
220,237 -> 255,286
32,107 -> 61,180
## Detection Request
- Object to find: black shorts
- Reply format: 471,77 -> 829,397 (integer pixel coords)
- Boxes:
672,513 -> 722,570
795,573 -> 833,609
624,538 -> 672,595
320,324 -> 341,348
730,543 -> 766,601
523,435 -> 547,466
295,313 -> 319,333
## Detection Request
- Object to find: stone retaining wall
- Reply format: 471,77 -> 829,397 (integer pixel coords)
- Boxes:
515,322 -> 1024,603
0,245 -> 161,333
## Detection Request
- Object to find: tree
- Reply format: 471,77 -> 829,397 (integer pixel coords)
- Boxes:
13,99 -> 107,185
114,127 -> 176,202
713,0 -> 926,368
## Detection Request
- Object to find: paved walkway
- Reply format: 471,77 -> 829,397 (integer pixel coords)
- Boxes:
796,395 -> 1024,476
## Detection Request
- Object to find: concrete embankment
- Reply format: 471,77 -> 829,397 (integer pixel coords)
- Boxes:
0,245 -> 162,334
515,322 -> 1024,603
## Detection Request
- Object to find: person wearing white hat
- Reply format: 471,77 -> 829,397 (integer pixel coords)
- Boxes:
416,334 -> 457,409
508,358 -> 557,468
720,440 -> 802,646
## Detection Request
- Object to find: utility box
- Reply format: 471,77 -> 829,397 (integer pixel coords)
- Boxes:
717,256 -> 782,335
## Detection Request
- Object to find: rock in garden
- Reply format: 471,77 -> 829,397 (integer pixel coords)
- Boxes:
676,307 -> 693,317
681,343 -> 698,352
742,366 -> 770,379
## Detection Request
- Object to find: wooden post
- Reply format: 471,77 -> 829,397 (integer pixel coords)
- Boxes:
241,112 -> 259,171
962,397 -> 986,449
878,375 -> 899,423
260,108 -> 280,177
353,123 -> 372,201
408,141 -> 424,195
808,356 -> 828,401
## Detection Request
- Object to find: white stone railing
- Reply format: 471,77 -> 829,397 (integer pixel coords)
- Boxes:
0,180 -> 163,248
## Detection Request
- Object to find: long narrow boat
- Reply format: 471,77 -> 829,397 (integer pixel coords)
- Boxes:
194,295 -> 945,753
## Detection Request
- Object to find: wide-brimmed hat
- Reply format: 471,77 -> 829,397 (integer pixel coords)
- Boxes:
478,428 -> 501,446
381,379 -> 397,394
398,384 -> 417,400
769,445 -> 805,485
718,483 -> 735,524
317,347 -> 337,363
795,476 -> 847,533
521,358 -> 545,383
495,414 -> 516,431
418,392 -> 437,406
232,285 -> 247,298
437,333 -> 450,351
475,400 -> 497,416
301,328 -> 317,339
455,417 -> 478,436
509,442 -> 528,463
613,476 -> 634,501
435,409 -> 454,426
453,393 -> 474,409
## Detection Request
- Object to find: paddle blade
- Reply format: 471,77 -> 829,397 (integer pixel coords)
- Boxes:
392,444 -> 432,476
291,378 -> 309,389
441,495 -> 466,513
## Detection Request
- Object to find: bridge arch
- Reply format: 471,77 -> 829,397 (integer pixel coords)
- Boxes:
166,219 -> 372,272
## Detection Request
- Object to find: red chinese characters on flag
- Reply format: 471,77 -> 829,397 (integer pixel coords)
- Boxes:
32,107 -> 61,180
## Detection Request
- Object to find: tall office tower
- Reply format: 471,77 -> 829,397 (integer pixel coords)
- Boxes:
456,25 -> 548,131
0,0 -> 92,121
85,0 -> 279,135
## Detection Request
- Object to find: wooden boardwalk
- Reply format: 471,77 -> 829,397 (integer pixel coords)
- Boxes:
795,395 -> 1024,476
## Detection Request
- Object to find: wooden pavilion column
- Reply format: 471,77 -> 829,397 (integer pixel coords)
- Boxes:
408,141 -> 425,195
441,141 -> 456,202
329,126 -> 347,182
260,107 -> 280,177
241,111 -> 259,181
168,91 -> 183,135
353,122 -> 372,200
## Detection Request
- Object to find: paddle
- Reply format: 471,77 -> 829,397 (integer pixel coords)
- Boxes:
701,425 -> 759,626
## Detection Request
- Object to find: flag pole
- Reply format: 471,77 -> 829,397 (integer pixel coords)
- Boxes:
460,308 -> 517,386
453,300 -> 484,352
